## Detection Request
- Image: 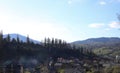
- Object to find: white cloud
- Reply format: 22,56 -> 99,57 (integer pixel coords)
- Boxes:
68,0 -> 72,4
88,21 -> 120,30
67,0 -> 84,5
109,21 -> 120,28
89,23 -> 105,28
99,1 -> 107,5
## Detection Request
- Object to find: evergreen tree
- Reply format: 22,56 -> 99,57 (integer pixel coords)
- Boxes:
58,39 -> 62,49
0,31 -> 3,60
6,34 -> 11,42
55,39 -> 58,45
47,38 -> 50,44
0,30 -> 3,45
44,37 -> 47,46
11,38 -> 17,44
72,44 -> 77,49
79,47 -> 84,54
51,38 -> 55,45
58,39 -> 62,45
16,34 -> 20,43
47,38 -> 51,52
0,30 -> 3,53
26,35 -> 30,44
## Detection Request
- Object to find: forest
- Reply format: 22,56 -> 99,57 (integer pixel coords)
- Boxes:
1,32 -> 120,73
0,31 -> 96,64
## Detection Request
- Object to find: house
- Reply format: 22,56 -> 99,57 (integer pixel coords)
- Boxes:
4,61 -> 24,73
116,55 -> 120,63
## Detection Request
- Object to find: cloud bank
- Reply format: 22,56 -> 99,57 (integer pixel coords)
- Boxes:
109,21 -> 120,28
89,21 -> 120,30
99,1 -> 107,5
89,23 -> 105,28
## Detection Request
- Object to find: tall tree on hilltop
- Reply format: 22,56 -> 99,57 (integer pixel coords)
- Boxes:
16,34 -> 20,43
0,30 -> 3,47
11,38 -> 17,44
26,35 -> 30,44
6,34 -> 11,42
0,30 -> 3,60
55,39 -> 58,44
47,38 -> 51,52
44,37 -> 47,46
58,39 -> 62,45
58,39 -> 62,49
0,30 -> 3,43
47,38 -> 50,44
51,38 -> 55,45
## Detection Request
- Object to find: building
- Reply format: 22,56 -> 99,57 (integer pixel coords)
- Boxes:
4,61 -> 23,73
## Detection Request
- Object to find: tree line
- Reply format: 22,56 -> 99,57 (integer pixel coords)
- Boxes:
0,31 -> 96,63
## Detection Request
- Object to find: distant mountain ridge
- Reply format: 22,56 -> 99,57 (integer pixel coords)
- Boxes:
3,34 -> 120,45
72,37 -> 120,44
3,34 -> 40,44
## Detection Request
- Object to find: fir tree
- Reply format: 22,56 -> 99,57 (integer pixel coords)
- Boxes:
0,30 -> 3,49
16,34 -> 20,43
6,34 -> 11,42
26,35 -> 30,44
0,30 -> 3,45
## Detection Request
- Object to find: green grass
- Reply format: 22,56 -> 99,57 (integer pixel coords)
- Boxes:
93,47 -> 112,55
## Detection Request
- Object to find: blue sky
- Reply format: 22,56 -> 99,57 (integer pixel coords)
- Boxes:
0,0 -> 120,42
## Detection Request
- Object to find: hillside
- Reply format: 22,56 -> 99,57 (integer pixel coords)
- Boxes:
3,34 -> 40,44
0,34 -> 96,66
72,37 -> 120,56
72,37 -> 120,44
0,34 -> 119,73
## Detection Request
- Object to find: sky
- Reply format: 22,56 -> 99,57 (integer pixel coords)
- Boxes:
0,0 -> 120,42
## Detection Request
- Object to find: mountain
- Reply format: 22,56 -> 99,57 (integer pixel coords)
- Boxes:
72,37 -> 120,56
3,34 -> 40,44
72,37 -> 120,44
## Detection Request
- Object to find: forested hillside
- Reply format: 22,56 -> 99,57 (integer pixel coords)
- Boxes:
1,32 -> 120,73
72,37 -> 120,56
0,32 -> 96,65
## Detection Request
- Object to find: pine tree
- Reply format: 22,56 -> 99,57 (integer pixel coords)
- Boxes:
44,37 -> 47,46
0,31 -> 3,60
51,38 -> 54,45
47,38 -> 50,44
0,30 -> 3,48
55,39 -> 58,45
11,38 -> 17,44
0,30 -> 3,44
58,39 -> 62,49
6,34 -> 11,42
16,34 -> 20,43
58,39 -> 62,45
26,35 -> 30,44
